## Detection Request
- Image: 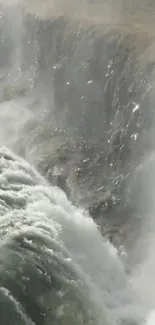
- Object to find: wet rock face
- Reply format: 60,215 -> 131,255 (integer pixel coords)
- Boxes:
0,8 -> 154,250
25,18 -> 155,223
12,15 -> 153,240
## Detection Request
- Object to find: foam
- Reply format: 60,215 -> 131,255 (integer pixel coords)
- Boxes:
0,146 -> 146,324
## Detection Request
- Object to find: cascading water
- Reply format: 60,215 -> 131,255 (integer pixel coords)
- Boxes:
0,0 -> 155,324
0,146 -> 145,325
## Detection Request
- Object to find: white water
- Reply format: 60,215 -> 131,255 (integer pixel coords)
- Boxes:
0,146 -> 148,325
0,1 -> 154,325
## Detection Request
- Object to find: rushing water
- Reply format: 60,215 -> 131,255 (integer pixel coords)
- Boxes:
0,146 -> 146,325
0,0 -> 155,324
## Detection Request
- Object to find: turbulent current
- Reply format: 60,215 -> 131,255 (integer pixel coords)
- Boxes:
0,146 -> 145,325
0,0 -> 155,324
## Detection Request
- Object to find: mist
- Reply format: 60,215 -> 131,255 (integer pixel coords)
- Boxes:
0,1 -> 154,324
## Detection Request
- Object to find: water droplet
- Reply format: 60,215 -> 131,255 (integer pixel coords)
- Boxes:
133,104 -> 140,113
131,133 -> 138,140
83,158 -> 90,163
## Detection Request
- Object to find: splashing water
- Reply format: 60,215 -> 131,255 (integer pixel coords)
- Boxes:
0,0 -> 155,325
0,146 -> 146,325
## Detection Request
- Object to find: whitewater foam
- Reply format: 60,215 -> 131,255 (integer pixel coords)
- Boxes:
0,1 -> 154,324
0,146 -> 147,325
